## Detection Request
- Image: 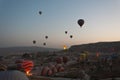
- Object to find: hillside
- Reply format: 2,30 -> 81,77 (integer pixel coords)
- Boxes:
0,46 -> 60,56
69,41 -> 120,53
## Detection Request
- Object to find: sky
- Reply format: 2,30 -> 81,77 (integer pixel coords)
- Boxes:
0,0 -> 120,49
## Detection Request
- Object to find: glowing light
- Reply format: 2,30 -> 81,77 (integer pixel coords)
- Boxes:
26,71 -> 32,76
63,45 -> 67,50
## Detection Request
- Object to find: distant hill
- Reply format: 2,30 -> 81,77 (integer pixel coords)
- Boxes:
0,46 -> 60,56
69,41 -> 120,53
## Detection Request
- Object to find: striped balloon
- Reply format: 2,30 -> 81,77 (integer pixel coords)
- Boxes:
0,63 -> 7,71
16,60 -> 34,72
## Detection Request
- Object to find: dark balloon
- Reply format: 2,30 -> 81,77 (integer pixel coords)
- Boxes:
78,19 -> 84,27
65,31 -> 67,34
70,35 -> 73,38
39,11 -> 42,15
33,40 -> 36,44
45,36 -> 48,39
43,43 -> 46,46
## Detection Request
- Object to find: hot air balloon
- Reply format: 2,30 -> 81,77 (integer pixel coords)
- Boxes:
0,63 -> 7,71
41,66 -> 53,76
65,31 -> 67,34
78,19 -> 84,27
0,70 -> 29,80
43,42 -> 46,46
55,64 -> 64,72
48,64 -> 57,73
41,66 -> 49,76
39,11 -> 42,15
45,36 -> 48,39
56,57 -> 63,64
51,67 -> 57,73
47,69 -> 53,76
55,64 -> 62,70
15,60 -> 34,76
33,40 -> 36,44
21,60 -> 34,71
63,45 -> 67,50
58,66 -> 64,72
70,35 -> 73,38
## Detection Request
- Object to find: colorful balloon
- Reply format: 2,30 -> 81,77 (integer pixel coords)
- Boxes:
16,60 -> 34,73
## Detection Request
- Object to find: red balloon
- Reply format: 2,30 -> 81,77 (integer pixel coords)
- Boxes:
47,69 -> 53,76
16,60 -> 34,72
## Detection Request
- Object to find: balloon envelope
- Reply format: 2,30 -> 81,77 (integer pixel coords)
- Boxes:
70,35 -> 73,38
33,40 -> 36,44
43,42 -> 46,46
45,36 -> 48,39
0,63 -> 7,71
65,31 -> 67,34
78,19 -> 84,27
41,66 -> 49,76
39,11 -> 42,15
16,60 -> 34,73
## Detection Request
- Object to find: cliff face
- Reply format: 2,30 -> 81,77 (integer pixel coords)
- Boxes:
69,41 -> 120,53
